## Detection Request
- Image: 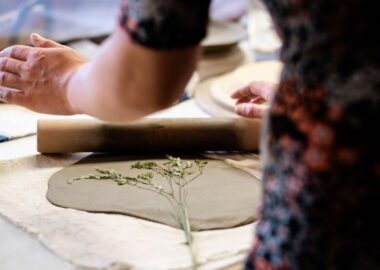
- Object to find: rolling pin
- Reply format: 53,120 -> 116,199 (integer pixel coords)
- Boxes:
37,118 -> 261,153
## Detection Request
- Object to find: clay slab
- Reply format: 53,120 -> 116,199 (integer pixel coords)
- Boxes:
47,154 -> 262,231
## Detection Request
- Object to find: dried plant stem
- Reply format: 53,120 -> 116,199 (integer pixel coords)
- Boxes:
179,202 -> 197,269
68,156 -> 208,269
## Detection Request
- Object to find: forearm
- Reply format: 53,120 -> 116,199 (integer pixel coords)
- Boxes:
0,0 -> 208,120
67,28 -> 200,123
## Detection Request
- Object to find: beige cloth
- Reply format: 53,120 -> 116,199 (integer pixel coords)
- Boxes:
0,104 -> 91,141
0,146 -> 260,269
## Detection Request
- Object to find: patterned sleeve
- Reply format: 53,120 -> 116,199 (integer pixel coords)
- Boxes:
119,0 -> 211,50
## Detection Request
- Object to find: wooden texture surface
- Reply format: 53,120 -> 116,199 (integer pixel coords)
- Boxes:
37,118 -> 261,153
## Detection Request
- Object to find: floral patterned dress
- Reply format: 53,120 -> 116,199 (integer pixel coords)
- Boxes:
119,0 -> 380,269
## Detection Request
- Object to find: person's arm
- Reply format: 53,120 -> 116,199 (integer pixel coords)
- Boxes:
0,0 -> 210,123
0,31 -> 198,123
67,29 -> 199,122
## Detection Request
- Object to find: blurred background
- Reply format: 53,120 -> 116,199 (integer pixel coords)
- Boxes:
0,0 -> 280,55
0,0 -> 120,48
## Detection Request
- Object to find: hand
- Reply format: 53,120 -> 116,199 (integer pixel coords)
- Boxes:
0,33 -> 88,114
230,81 -> 278,118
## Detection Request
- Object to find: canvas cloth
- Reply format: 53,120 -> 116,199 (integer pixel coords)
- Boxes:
0,138 -> 261,269
0,104 -> 92,143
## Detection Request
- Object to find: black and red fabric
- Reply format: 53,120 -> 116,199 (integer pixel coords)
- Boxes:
118,0 -> 211,50
119,0 -> 380,269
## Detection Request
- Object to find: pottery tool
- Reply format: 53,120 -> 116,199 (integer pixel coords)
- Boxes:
37,118 -> 261,153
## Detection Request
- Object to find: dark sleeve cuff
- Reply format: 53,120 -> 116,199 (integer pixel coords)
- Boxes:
119,0 -> 211,50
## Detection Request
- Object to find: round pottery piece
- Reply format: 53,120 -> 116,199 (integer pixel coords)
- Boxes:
202,21 -> 247,52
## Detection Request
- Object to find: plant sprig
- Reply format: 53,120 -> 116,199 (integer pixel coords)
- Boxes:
68,155 -> 208,270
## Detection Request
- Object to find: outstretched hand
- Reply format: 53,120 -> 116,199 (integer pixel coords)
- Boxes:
230,81 -> 278,118
0,33 -> 88,114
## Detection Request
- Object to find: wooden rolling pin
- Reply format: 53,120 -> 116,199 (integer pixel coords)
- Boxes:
37,118 -> 261,153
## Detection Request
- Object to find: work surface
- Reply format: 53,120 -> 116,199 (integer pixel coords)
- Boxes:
0,100 -> 253,270
0,136 -> 74,270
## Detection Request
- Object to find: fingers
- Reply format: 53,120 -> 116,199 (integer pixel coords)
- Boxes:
0,57 -> 26,75
0,45 -> 31,61
232,82 -> 271,118
231,81 -> 278,102
248,81 -> 272,100
31,33 -> 63,48
235,96 -> 266,105
231,82 -> 258,99
0,88 -> 24,105
235,103 -> 269,118
0,71 -> 25,90
235,96 -> 252,105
